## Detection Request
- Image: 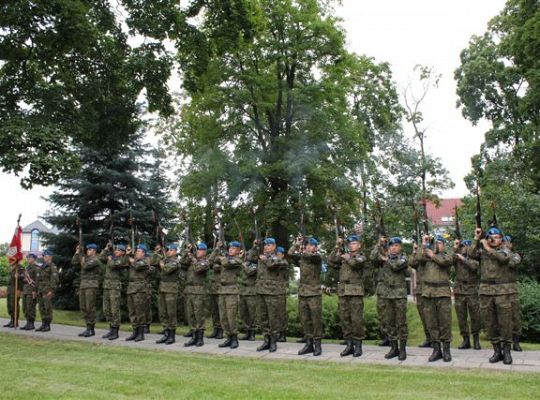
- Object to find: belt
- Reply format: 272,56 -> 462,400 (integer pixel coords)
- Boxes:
457,280 -> 478,285
424,282 -> 450,288
480,279 -> 513,285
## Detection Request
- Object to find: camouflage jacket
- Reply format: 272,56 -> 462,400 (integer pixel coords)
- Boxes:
72,253 -> 102,289
288,244 -> 322,297
36,262 -> 59,294
127,257 -> 150,295
411,249 -> 453,297
247,247 -> 288,296
22,263 -> 39,295
370,246 -> 408,299
408,249 -> 426,293
208,248 -> 225,294
158,255 -> 180,294
99,249 -> 129,290
507,250 -> 521,285
468,240 -> 517,295
210,249 -> 242,295
452,252 -> 479,295
327,249 -> 366,297
181,252 -> 209,295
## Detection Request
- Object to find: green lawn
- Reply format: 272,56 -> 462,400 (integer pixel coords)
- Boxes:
0,333 -> 538,400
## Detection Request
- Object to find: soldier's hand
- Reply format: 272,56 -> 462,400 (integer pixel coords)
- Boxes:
253,239 -> 259,246
159,260 -> 165,268
380,255 -> 388,262
217,240 -> 224,248
425,249 -> 434,258
108,256 -> 112,262
378,236 -> 387,246
46,291 -> 54,300
474,228 -> 482,240
259,255 -> 267,261
413,243 -> 418,252
32,291 -> 37,300
341,253 -> 350,261
455,254 -> 465,262
454,239 -> 461,248
129,257 -> 135,264
422,235 -> 430,244
107,240 -> 113,249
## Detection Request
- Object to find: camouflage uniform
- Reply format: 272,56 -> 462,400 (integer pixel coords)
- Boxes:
279,261 -> 291,338
240,252 -> 258,338
370,245 -> 389,343
127,257 -> 151,331
4,263 -> 24,326
181,252 -> 210,333
36,260 -> 59,327
158,255 -> 180,330
22,263 -> 39,327
207,256 -> 223,337
508,251 -> 522,347
100,249 -> 129,329
452,251 -> 481,339
71,252 -> 102,326
409,251 -> 430,345
176,267 -> 187,325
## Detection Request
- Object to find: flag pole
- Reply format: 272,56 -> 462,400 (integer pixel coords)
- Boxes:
13,213 -> 22,328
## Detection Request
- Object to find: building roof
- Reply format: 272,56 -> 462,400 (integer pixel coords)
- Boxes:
22,220 -> 58,234
426,198 -> 463,226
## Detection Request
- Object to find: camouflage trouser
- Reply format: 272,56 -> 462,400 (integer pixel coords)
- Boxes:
240,295 -> 257,331
256,294 -> 280,336
176,286 -> 187,325
128,291 -> 149,328
186,293 -> 206,331
38,292 -> 54,323
424,296 -> 452,342
379,297 -> 408,340
279,294 -> 288,333
158,292 -> 178,329
298,295 -> 322,340
339,295 -> 365,340
415,293 -> 430,340
454,293 -> 481,336
510,293 -> 522,336
23,293 -> 37,323
480,294 -> 513,345
144,288 -> 152,325
219,294 -> 239,336
209,293 -> 221,329
376,295 -> 387,339
103,288 -> 122,327
79,288 -> 97,325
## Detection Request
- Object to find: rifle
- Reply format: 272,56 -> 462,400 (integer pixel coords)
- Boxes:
108,211 -> 115,250
76,215 -> 84,253
252,208 -> 263,253
375,199 -> 387,241
298,200 -> 307,249
329,204 -> 346,254
489,201 -> 498,228
152,210 -> 166,255
475,181 -> 482,232
412,206 -> 421,246
234,218 -> 246,259
454,206 -> 462,241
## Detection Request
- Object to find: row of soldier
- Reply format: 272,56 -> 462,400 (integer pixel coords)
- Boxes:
3,225 -> 522,365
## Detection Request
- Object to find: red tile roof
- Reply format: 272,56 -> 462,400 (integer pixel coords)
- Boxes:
426,198 -> 463,226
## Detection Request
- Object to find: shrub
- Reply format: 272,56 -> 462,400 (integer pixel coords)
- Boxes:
519,280 -> 540,342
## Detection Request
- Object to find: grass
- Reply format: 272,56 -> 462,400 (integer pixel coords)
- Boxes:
2,297 -> 540,350
0,333 -> 539,400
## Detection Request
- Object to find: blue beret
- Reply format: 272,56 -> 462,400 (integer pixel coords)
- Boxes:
86,243 -> 98,250
166,244 -> 178,250
43,249 -> 54,256
487,227 -> 503,236
277,246 -> 285,254
137,244 -> 148,253
503,235 -> 512,243
461,240 -> 472,246
27,253 -> 37,259
347,235 -> 359,243
308,238 -> 318,246
116,244 -> 126,251
197,243 -> 208,250
435,235 -> 445,243
229,241 -> 241,248
388,237 -> 402,245
263,237 -> 276,245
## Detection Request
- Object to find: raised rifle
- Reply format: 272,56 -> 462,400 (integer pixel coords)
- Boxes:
252,208 -> 263,253
329,203 -> 346,254
128,211 -> 135,253
412,206 -> 421,246
234,218 -> 247,259
76,215 -> 84,253
475,181 -> 482,232
375,199 -> 387,242
489,201 -> 498,228
454,206 -> 462,241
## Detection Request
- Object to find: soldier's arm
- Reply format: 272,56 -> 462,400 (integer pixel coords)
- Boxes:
243,262 -> 258,276
194,259 -> 210,274
162,259 -> 181,274
98,249 -> 111,263
82,257 -> 102,271
468,240 -> 481,260
246,246 -> 259,263
387,256 -> 409,272
346,253 -> 367,269
133,259 -> 149,271
487,248 -> 511,264
303,252 -> 322,264
464,257 -> 480,271
112,255 -> 130,270
221,256 -> 242,269
430,252 -> 453,268
71,252 -> 82,267
508,252 -> 521,269
327,248 -> 341,268
369,245 -> 386,262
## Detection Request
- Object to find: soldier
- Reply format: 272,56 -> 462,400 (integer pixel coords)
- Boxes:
150,244 -> 165,335
182,243 -> 210,347
370,235 -> 390,347
20,254 -> 39,330
155,244 -> 181,345
3,260 -> 24,328
469,227 -> 515,364
35,249 -> 59,332
248,238 -> 288,352
371,237 -> 409,360
100,243 -> 129,340
410,241 -> 431,348
125,244 -> 151,342
211,241 -> 243,349
72,243 -> 103,337
206,246 -> 224,340
414,235 -> 453,362
288,237 -> 323,356
328,235 -> 367,357
503,235 -> 522,352
276,246 -> 290,342
239,241 -> 258,342
452,239 -> 481,350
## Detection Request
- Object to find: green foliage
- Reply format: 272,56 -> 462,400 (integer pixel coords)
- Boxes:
0,255 -> 9,287
519,280 -> 540,342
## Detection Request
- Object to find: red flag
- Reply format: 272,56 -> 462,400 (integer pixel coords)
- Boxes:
7,225 -> 23,264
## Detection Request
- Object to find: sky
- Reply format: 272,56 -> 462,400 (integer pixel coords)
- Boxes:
0,0 -> 508,241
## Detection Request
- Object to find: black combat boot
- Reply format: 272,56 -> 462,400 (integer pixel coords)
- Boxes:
156,329 -> 170,344
512,335 -> 522,352
398,339 -> 407,361
352,340 -> 363,358
144,324 -> 150,334
102,325 -> 114,339
442,342 -> 452,362
35,323 -> 45,332
340,339 -> 354,357
108,327 -> 119,341
503,343 -> 513,365
3,318 -> 14,328
269,335 -> 277,353
229,335 -> 239,349
184,329 -> 194,338
277,331 -> 287,343
207,327 -> 219,338
248,329 -> 256,341
184,329 -> 198,347
215,328 -> 224,339
313,339 -> 322,356
489,343 -> 503,363
428,342 -> 443,362
257,335 -> 271,351
78,325 -> 90,337
125,327 -> 138,341
385,340 -> 400,359
296,337 -> 307,344
195,330 -> 204,347
21,320 -> 35,330
219,335 -> 232,348
134,326 -> 145,342
85,324 -> 95,337
418,338 -> 432,348
166,329 -> 176,345
458,335 -> 471,349
298,338 -> 314,355
473,334 -> 481,350
240,330 -> 252,340
41,322 -> 51,332
379,337 -> 390,347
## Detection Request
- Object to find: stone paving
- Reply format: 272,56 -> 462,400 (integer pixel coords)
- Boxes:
2,318 -> 539,373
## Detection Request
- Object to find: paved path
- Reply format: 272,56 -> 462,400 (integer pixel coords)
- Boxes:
1,318 -> 539,373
